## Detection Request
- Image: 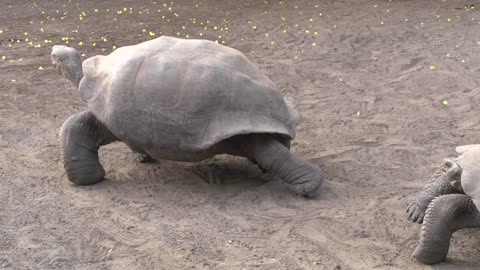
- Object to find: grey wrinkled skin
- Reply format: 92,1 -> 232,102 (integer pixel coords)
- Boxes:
408,145 -> 480,264
59,111 -> 117,185
133,152 -> 154,163
413,194 -> 480,265
52,36 -> 324,197
406,160 -> 462,224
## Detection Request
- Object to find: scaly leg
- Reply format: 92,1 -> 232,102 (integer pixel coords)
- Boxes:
59,111 -> 117,185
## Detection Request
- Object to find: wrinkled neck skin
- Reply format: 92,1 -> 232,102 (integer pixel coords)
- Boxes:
63,54 -> 83,88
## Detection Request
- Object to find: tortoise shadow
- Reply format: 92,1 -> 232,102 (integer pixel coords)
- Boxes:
432,261 -> 480,270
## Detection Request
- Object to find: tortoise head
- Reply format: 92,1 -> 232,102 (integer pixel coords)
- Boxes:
51,45 -> 83,88
442,158 -> 463,193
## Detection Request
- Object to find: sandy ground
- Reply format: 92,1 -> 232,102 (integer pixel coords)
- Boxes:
1,0 -> 480,269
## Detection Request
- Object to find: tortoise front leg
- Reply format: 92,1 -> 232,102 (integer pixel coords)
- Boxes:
60,111 -> 117,185
414,194 -> 480,264
407,160 -> 462,223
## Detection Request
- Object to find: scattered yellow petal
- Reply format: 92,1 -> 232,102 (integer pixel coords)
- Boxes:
78,41 -> 83,46
447,18 -> 452,22
442,100 -> 448,105
1,55 -> 6,60
429,65 -> 436,71
38,66 -> 44,71
252,25 -> 257,30
149,31 -> 155,36
357,111 -> 361,116
312,43 -> 317,46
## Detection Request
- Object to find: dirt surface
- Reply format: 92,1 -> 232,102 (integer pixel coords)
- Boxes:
1,0 -> 480,269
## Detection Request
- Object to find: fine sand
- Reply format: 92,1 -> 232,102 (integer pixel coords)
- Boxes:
1,0 -> 480,269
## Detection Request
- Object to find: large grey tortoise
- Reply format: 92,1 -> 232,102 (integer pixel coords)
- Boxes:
406,144 -> 480,264
51,36 -> 324,196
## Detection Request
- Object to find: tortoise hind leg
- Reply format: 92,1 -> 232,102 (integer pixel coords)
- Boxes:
60,111 -> 117,185
243,134 -> 324,197
414,194 -> 480,264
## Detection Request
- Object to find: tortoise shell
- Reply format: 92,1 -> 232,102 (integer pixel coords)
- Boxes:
79,36 -> 299,161
455,144 -> 480,209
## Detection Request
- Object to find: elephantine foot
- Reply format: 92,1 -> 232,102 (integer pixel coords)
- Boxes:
133,152 -> 154,163
407,194 -> 434,224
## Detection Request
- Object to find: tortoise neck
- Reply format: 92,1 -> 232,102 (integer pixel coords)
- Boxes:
71,64 -> 83,88
64,53 -> 83,88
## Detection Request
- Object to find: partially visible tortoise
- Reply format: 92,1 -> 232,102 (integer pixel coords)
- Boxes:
51,36 -> 324,196
407,144 -> 480,264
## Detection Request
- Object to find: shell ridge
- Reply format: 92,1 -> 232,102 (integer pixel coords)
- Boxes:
130,55 -> 146,99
